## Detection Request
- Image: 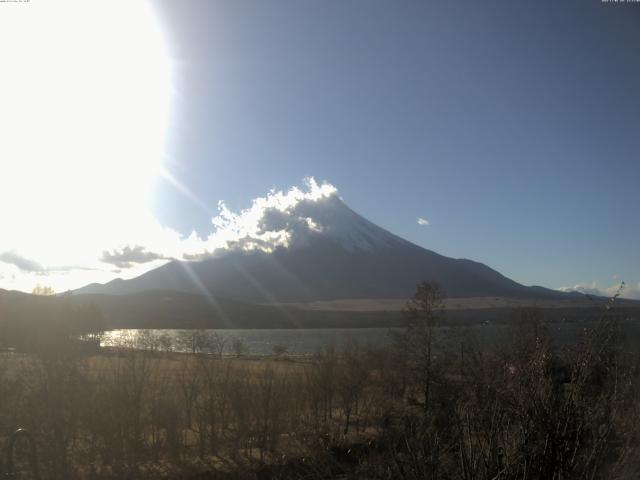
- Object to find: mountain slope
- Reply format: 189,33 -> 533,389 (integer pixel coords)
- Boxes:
75,196 -> 561,302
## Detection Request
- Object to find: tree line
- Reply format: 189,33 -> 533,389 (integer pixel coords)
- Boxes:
0,281 -> 637,479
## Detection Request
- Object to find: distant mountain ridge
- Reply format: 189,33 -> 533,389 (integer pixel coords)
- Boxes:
75,195 -> 565,302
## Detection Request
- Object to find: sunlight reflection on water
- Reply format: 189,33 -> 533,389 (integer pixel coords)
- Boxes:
101,328 -> 399,356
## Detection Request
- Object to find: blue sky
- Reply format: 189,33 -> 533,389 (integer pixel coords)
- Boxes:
0,0 -> 637,296
150,0 -> 639,294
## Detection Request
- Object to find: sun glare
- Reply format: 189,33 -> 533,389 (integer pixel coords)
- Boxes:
0,1 -> 171,272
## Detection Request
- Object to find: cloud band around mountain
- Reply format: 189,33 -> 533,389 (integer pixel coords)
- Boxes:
558,281 -> 640,300
2,176 -> 638,300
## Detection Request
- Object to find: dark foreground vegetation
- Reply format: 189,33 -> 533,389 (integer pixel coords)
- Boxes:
0,282 -> 639,479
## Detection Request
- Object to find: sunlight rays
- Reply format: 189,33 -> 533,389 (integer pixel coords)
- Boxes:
229,260 -> 300,327
0,0 -> 173,291
176,261 -> 233,329
158,166 -> 213,215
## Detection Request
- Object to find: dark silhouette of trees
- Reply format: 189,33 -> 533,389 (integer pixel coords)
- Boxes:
0,281 -> 638,479
394,280 -> 445,414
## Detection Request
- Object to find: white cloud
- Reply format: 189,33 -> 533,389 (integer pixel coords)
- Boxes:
558,281 -> 640,300
0,251 -> 45,273
184,177 -> 339,258
0,177 -> 339,292
101,246 -> 166,269
417,217 -> 430,226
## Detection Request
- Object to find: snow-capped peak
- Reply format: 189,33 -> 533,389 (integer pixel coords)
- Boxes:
186,178 -> 400,259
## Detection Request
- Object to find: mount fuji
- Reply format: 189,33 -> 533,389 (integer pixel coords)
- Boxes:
75,194 -> 561,303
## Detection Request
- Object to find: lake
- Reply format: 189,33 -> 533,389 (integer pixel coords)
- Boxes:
100,325 -> 516,356
102,328 -> 399,355
101,319 -> 640,356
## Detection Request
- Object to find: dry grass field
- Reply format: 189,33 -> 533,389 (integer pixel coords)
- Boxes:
286,295 -> 639,312
1,300 -> 639,479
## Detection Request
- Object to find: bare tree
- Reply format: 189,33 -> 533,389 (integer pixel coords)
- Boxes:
337,341 -> 370,434
232,337 -> 248,357
177,329 -> 209,354
394,281 -> 445,414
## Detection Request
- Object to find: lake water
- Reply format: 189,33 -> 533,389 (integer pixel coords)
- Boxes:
101,328 -> 400,355
100,319 -> 640,356
100,325 -> 515,356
